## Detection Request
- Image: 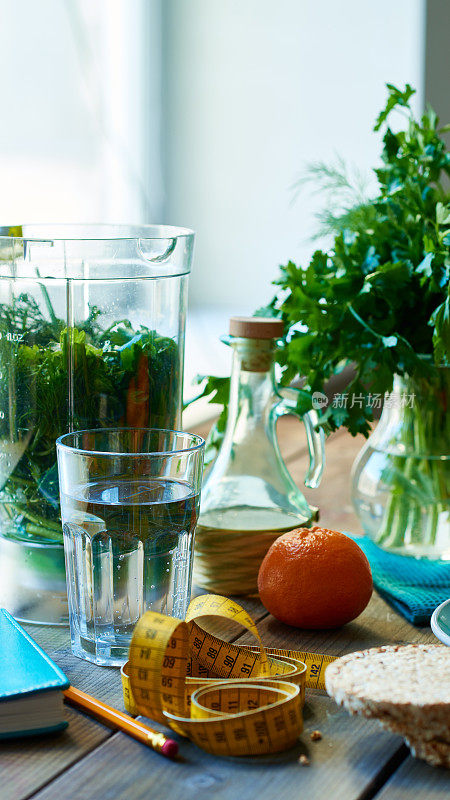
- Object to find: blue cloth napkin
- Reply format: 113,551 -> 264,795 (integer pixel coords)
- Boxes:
350,535 -> 450,626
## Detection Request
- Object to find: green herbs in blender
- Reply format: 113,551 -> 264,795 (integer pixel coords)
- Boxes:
0,292 -> 179,544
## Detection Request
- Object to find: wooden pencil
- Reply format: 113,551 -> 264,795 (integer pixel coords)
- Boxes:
63,685 -> 178,758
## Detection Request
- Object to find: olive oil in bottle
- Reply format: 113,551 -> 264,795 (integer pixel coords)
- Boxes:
194,317 -> 324,595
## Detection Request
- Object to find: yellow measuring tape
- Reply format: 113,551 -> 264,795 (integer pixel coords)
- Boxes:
121,594 -> 335,757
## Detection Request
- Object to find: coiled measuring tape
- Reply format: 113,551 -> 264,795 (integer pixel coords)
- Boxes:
121,594 -> 335,757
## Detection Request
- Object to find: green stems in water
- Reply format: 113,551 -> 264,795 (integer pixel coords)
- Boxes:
4,502 -> 63,542
375,369 -> 450,554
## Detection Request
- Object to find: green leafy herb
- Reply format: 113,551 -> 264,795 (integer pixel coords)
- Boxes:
191,84 -> 450,552
0,294 -> 179,543
195,84 -> 450,442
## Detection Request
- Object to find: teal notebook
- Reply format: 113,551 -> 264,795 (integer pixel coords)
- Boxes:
0,609 -> 69,739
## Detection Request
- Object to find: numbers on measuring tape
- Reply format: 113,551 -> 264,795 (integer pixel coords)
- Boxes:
273,715 -> 285,732
123,594 -> 335,757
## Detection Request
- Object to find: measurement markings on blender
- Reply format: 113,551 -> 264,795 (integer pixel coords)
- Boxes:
0,331 -> 24,342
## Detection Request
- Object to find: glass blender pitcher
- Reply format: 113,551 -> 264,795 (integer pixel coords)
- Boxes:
0,224 -> 194,623
194,316 -> 325,595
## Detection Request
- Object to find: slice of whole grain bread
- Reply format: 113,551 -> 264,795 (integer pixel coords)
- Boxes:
325,644 -> 450,768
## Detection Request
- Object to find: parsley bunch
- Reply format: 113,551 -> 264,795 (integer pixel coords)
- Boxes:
197,84 -> 450,442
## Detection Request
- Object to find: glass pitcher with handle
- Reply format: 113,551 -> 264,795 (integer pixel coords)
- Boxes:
0,223 -> 194,624
194,316 -> 325,595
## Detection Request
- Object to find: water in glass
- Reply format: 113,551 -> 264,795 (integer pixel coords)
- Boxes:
61,477 -> 199,664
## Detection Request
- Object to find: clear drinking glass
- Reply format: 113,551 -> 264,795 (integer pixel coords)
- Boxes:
56,428 -> 204,666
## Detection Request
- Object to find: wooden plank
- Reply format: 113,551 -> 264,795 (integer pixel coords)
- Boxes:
0,624 -> 121,800
1,594 -> 266,800
0,709 -> 109,800
27,593 -> 439,800
219,593 -> 437,800
19,626 -> 124,708
374,755 -> 450,798
29,696 -> 406,800
6,426 -> 447,799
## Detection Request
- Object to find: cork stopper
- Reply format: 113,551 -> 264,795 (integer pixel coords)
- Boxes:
229,316 -> 284,340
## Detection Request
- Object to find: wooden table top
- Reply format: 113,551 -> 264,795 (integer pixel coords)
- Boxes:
2,418 -> 449,799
